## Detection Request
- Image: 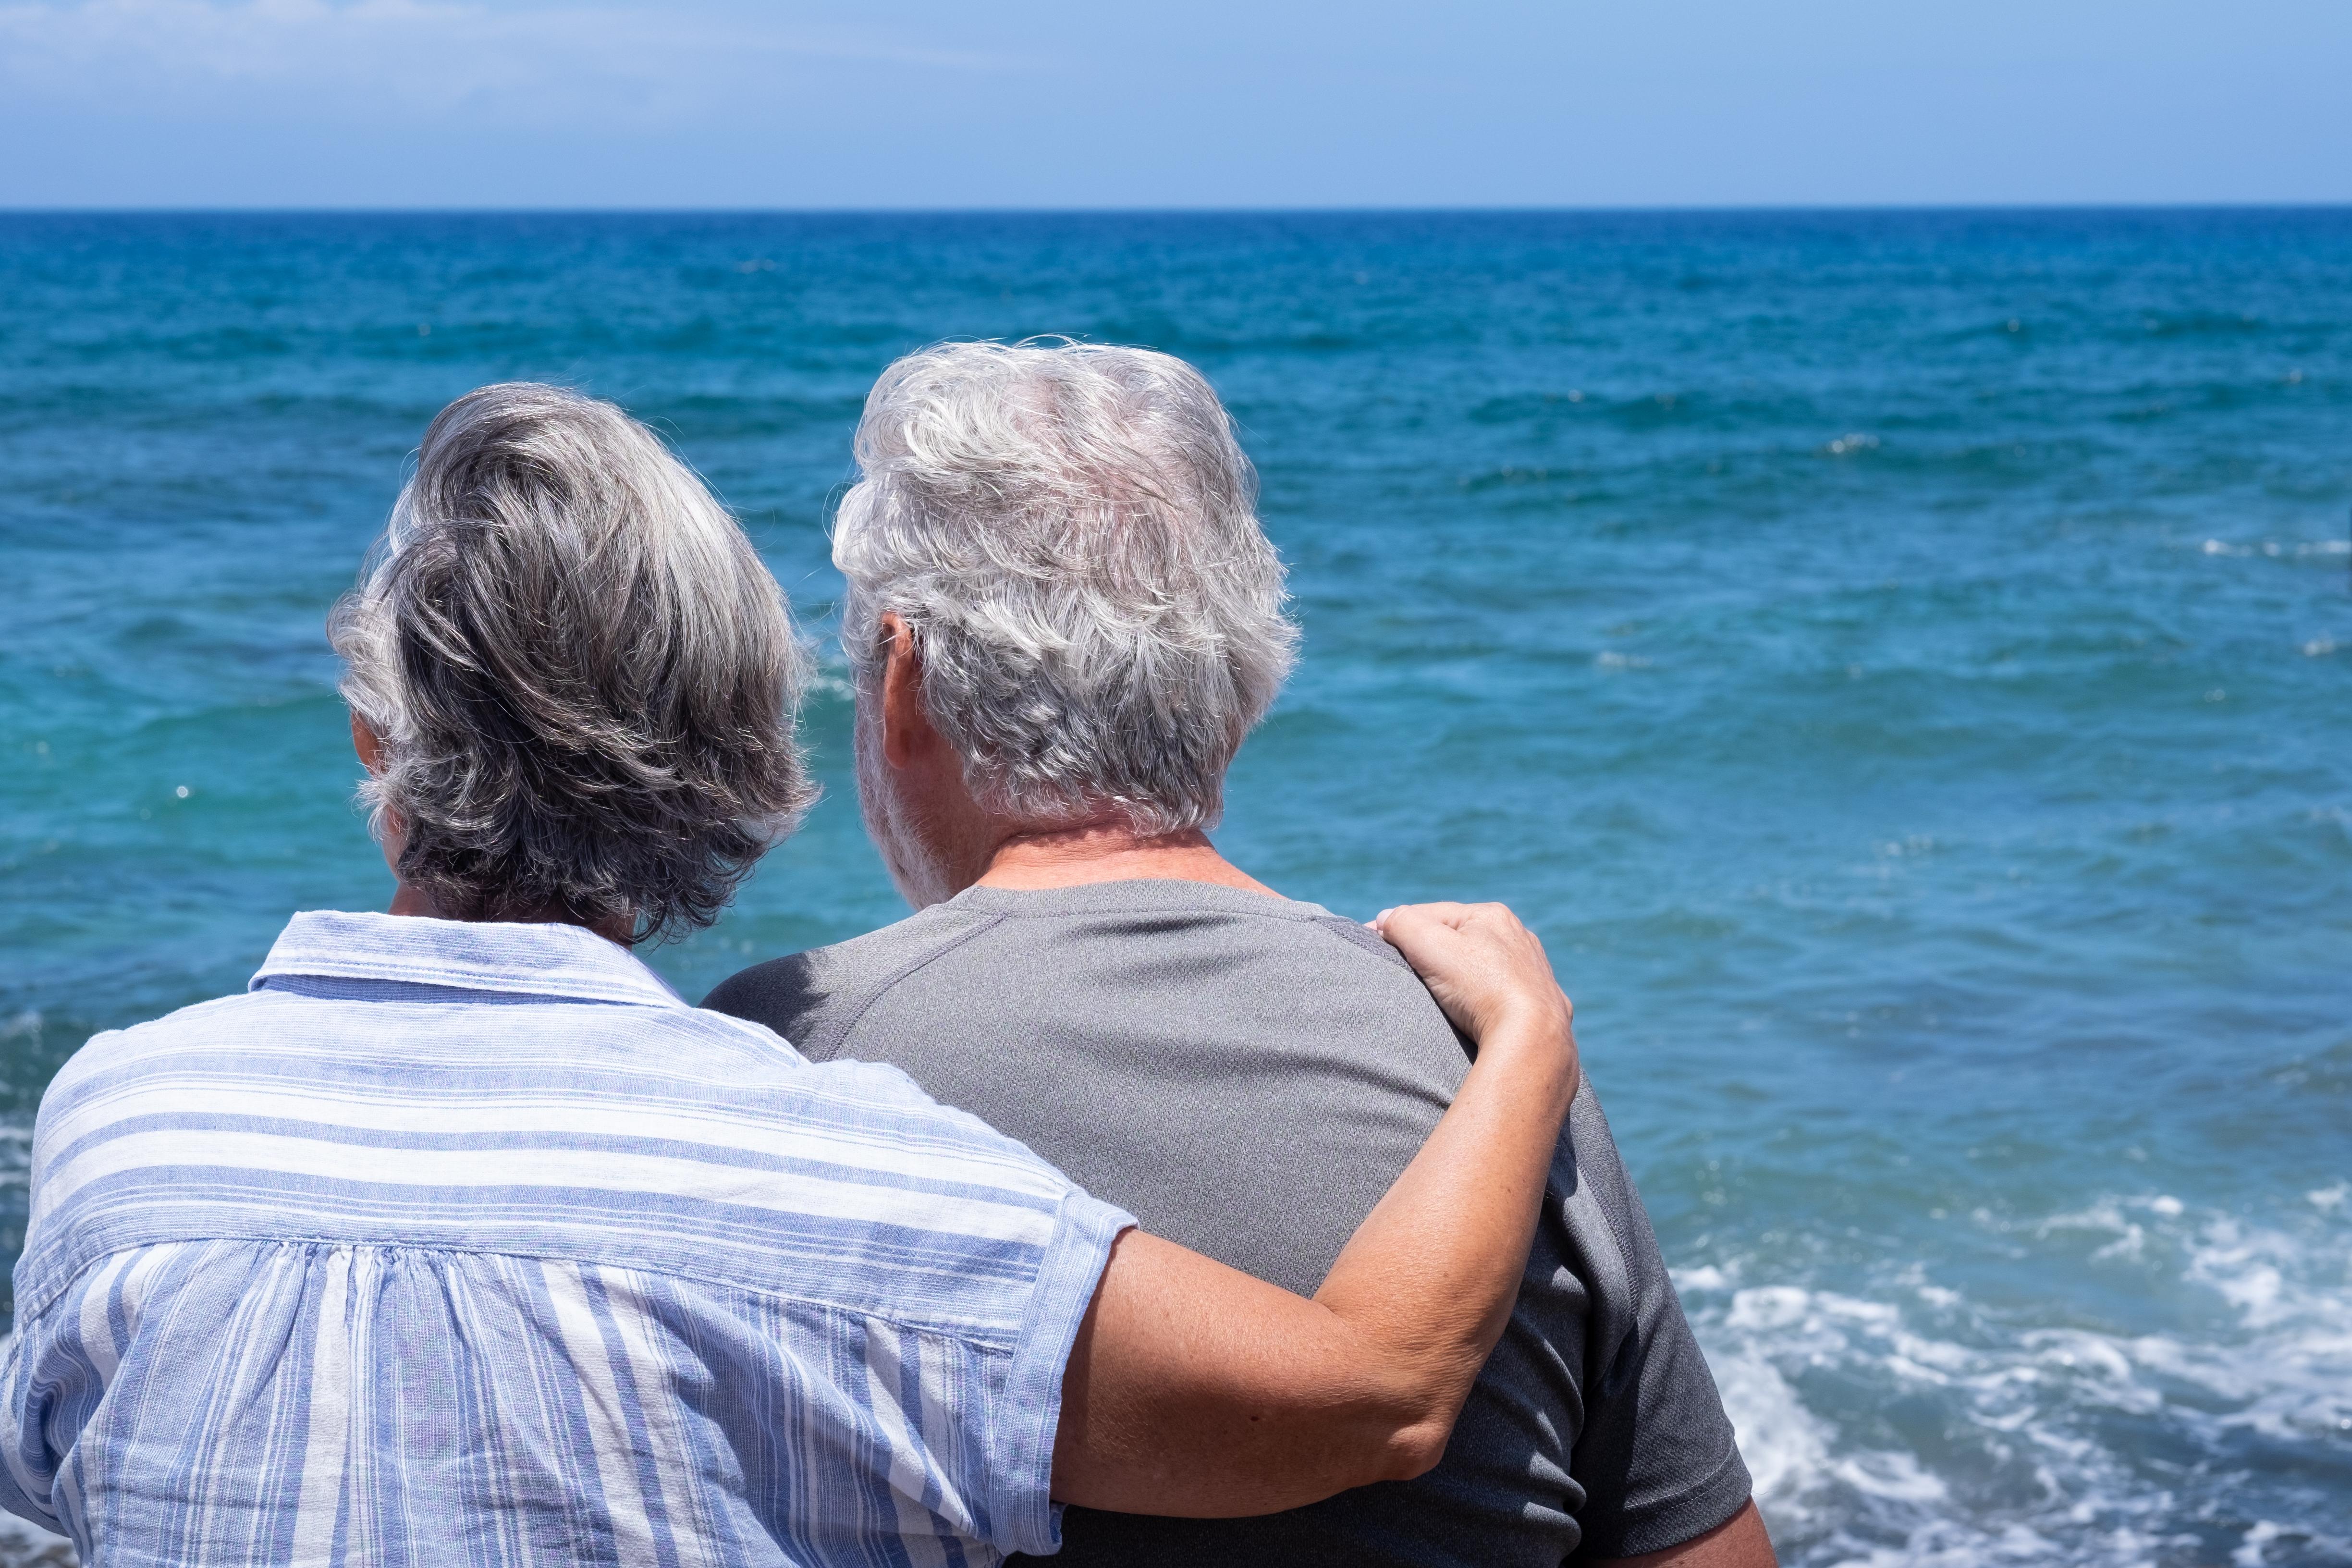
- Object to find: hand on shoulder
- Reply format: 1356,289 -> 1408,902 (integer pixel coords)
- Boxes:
1372,902 -> 1578,1094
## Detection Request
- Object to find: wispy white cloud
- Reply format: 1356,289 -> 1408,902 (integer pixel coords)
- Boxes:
0,0 -> 1026,124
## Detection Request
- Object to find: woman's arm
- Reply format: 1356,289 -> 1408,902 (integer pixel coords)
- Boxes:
1049,901 -> 1578,1517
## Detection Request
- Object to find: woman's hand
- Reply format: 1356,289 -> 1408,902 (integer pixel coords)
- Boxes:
1373,901 -> 1578,1092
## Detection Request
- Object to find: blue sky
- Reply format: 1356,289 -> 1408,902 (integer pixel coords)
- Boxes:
1,0 -> 2344,208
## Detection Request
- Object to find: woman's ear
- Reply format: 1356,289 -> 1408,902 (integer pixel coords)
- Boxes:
351,710 -> 386,775
350,709 -> 414,884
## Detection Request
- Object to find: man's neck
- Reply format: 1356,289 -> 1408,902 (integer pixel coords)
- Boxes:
973,825 -> 1281,899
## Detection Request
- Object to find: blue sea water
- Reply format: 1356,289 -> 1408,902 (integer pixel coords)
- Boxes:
1,210 -> 2348,1567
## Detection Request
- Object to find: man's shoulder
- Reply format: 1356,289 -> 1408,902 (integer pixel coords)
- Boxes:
703,903 -> 1001,1058
707,884 -> 1428,1050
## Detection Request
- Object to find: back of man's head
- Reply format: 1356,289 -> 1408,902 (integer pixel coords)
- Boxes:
834,340 -> 1298,835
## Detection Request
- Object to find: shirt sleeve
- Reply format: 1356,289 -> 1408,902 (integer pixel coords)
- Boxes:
1565,1085 -> 1755,1559
983,1187 -> 1136,1557
0,1305 -> 70,1537
812,1059 -> 1138,1560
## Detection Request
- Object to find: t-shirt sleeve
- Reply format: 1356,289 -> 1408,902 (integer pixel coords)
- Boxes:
1566,1086 -> 1755,1559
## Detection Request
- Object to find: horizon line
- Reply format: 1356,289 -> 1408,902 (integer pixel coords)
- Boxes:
5,200 -> 2352,219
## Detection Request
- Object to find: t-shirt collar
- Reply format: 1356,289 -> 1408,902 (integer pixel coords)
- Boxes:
948,878 -> 1334,922
250,909 -> 685,1007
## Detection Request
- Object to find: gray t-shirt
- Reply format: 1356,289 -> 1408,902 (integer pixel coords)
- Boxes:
704,880 -> 1751,1566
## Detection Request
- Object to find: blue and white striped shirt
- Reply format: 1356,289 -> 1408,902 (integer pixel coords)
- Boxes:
0,911 -> 1135,1568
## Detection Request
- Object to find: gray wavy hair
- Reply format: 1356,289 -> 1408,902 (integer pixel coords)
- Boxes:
833,341 -> 1299,835
329,383 -> 814,942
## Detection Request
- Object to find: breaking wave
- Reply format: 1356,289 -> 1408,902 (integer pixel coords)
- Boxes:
1682,1193 -> 2352,1567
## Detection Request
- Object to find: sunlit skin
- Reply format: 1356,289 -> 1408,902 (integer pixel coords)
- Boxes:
863,615 -> 1777,1564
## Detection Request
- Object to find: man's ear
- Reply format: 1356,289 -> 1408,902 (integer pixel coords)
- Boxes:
878,613 -> 931,771
351,710 -> 385,774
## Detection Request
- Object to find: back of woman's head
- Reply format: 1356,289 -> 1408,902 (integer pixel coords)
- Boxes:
330,383 -> 812,942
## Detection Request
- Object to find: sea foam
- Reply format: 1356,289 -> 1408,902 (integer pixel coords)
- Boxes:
1679,1193 -> 2352,1567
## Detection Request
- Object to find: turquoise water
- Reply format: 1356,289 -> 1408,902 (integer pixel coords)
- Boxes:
2,211 -> 2348,1566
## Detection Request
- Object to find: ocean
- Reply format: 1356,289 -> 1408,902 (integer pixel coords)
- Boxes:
1,209 -> 2347,1567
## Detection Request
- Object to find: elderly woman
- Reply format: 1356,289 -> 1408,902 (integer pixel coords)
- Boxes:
0,384 -> 1577,1568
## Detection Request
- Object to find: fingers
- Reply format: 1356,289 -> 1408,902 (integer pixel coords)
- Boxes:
1372,904 -> 1483,974
1375,902 -> 1521,950
1375,901 -> 1568,1040
1371,901 -> 1483,936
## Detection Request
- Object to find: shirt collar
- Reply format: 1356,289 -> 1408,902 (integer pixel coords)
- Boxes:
250,910 -> 685,1007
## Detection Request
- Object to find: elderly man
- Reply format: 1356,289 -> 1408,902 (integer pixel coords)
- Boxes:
707,342 -> 1774,1568
0,383 -> 1585,1567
